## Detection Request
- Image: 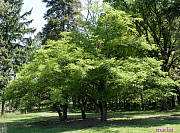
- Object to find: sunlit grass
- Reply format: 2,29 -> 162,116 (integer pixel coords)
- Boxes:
0,109 -> 180,133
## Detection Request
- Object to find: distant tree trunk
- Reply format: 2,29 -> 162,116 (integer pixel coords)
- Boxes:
94,101 -> 99,113
99,101 -> 107,121
81,98 -> 87,119
118,98 -> 121,109
1,100 -> 5,116
115,97 -> 119,110
152,102 -> 157,110
177,95 -> 180,105
86,95 -> 99,112
140,93 -> 145,111
123,99 -> 126,110
125,100 -> 131,111
72,98 -> 77,109
161,100 -> 167,110
9,104 -> 12,113
132,102 -> 138,111
38,103 -> 41,111
108,101 -> 113,111
25,109 -> 28,114
62,104 -> 68,121
171,96 -> 175,109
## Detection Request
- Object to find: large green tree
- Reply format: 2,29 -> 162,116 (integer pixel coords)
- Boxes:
0,0 -> 35,115
104,0 -> 180,109
7,4 -> 176,121
103,0 -> 180,71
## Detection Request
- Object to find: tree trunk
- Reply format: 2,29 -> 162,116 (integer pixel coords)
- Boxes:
95,101 -> 99,113
108,101 -> 113,111
87,96 -> 99,112
72,98 -> 77,109
125,100 -> 131,111
152,102 -> 157,110
123,99 -> 126,110
177,95 -> 180,105
57,109 -> 62,120
25,109 -> 28,114
53,104 -> 62,120
99,101 -> 107,121
115,97 -> 119,110
38,104 -> 41,111
171,96 -> 175,109
62,104 -> 68,121
161,100 -> 167,110
81,98 -> 87,119
140,93 -> 145,111
81,108 -> 86,119
1,100 -> 5,116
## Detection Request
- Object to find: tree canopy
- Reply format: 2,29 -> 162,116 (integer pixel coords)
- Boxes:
0,0 -> 35,115
7,4 -> 178,121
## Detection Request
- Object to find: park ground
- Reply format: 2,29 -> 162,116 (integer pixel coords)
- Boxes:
0,109 -> 180,133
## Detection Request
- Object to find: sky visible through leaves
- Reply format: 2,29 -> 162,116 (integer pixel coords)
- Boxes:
21,0 -> 103,34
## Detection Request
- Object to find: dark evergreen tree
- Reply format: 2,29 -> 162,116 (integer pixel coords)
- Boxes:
0,0 -> 35,115
42,0 -> 81,44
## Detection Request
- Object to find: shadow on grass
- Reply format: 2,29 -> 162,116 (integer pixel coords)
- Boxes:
2,111 -> 180,133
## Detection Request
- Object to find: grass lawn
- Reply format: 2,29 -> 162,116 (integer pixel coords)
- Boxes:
0,110 -> 180,133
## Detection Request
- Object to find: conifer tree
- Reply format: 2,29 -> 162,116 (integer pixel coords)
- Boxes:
42,0 -> 81,44
0,0 -> 35,115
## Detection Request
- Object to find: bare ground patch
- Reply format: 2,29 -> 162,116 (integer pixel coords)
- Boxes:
133,114 -> 180,119
28,118 -> 102,128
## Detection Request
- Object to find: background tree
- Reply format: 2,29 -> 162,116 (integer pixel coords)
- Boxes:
0,0 -> 35,115
41,0 -> 81,44
104,0 -> 180,110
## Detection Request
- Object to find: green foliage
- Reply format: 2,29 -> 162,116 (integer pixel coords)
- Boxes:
104,0 -> 180,110
7,36 -> 85,108
95,10 -> 151,58
7,4 -> 177,114
0,0 -> 35,115
105,0 -> 180,72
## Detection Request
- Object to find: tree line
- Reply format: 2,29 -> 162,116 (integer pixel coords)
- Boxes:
0,0 -> 180,121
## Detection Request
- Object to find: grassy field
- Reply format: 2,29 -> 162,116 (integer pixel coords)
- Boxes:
0,110 -> 180,133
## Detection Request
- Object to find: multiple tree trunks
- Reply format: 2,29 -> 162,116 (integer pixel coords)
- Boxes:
53,104 -> 68,121
53,99 -> 108,121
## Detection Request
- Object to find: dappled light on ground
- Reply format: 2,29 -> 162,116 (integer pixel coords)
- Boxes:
1,111 -> 180,133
